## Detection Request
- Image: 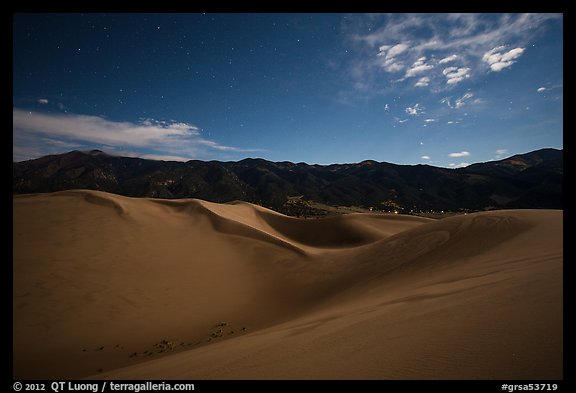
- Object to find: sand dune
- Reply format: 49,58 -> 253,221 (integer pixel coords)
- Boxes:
13,190 -> 562,379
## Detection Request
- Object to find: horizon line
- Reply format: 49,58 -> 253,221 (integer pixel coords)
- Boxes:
12,147 -> 563,169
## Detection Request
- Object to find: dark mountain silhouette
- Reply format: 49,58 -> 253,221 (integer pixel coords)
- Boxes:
13,148 -> 563,214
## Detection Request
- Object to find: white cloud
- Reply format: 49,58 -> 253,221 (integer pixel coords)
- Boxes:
421,155 -> 431,160
379,43 -> 409,59
455,92 -> 474,108
356,14 -> 558,50
37,98 -> 49,105
405,56 -> 434,77
537,87 -> 546,92
449,162 -> 470,168
441,92 -> 474,109
449,151 -> 471,157
439,54 -> 458,64
501,47 -> 525,61
424,118 -> 435,123
345,14 -> 560,97
378,56 -> 404,73
13,132 -> 85,162
384,103 -> 390,111
378,44 -> 391,53
140,154 -> 193,162
405,64 -> 433,77
397,118 -> 409,123
94,149 -> 196,163
482,45 -> 506,64
196,139 -> 252,151
440,97 -> 451,107
377,43 -> 410,73
495,148 -> 509,159
383,59 -> 405,72
12,109 -> 260,161
13,109 -> 198,147
415,76 -> 430,87
405,103 -> 424,116
482,46 -> 525,72
443,66 -> 470,85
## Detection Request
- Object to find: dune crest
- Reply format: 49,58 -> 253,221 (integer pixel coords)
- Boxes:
13,190 -> 562,379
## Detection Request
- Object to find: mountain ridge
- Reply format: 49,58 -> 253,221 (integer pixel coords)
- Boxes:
13,148 -> 563,214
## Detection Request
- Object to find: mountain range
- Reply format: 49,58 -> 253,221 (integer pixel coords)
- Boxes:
13,148 -> 563,214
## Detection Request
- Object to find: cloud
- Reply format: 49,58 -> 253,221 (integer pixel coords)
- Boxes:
455,92 -> 474,108
495,148 -> 508,159
344,14 -> 560,96
378,43 -> 409,61
441,92 -> 474,109
449,151 -> 471,157
415,77 -> 430,87
537,87 -> 546,92
384,103 -> 390,111
377,43 -> 410,72
37,98 -> 49,105
443,66 -> 471,85
439,54 -> 458,64
449,162 -> 470,168
405,65 -> 433,78
405,56 -> 434,78
13,109 -> 260,161
421,155 -> 431,160
405,103 -> 424,116
14,109 -> 198,146
13,132 -> 86,162
424,118 -> 436,123
482,46 -> 525,72
196,139 -> 251,151
140,154 -> 195,162
440,98 -> 451,107
381,58 -> 404,73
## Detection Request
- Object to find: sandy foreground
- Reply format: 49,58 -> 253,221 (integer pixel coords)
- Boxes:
13,190 -> 562,380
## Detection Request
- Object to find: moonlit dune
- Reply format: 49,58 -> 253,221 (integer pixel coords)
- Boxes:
13,190 -> 562,379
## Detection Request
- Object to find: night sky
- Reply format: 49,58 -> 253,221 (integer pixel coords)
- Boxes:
13,13 -> 563,167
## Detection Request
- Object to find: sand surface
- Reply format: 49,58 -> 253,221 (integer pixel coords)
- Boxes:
13,190 -> 562,379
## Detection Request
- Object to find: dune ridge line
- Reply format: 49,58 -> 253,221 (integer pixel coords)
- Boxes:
13,190 -> 562,379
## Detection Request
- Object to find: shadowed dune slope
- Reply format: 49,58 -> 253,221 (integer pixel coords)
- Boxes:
13,190 -> 562,379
